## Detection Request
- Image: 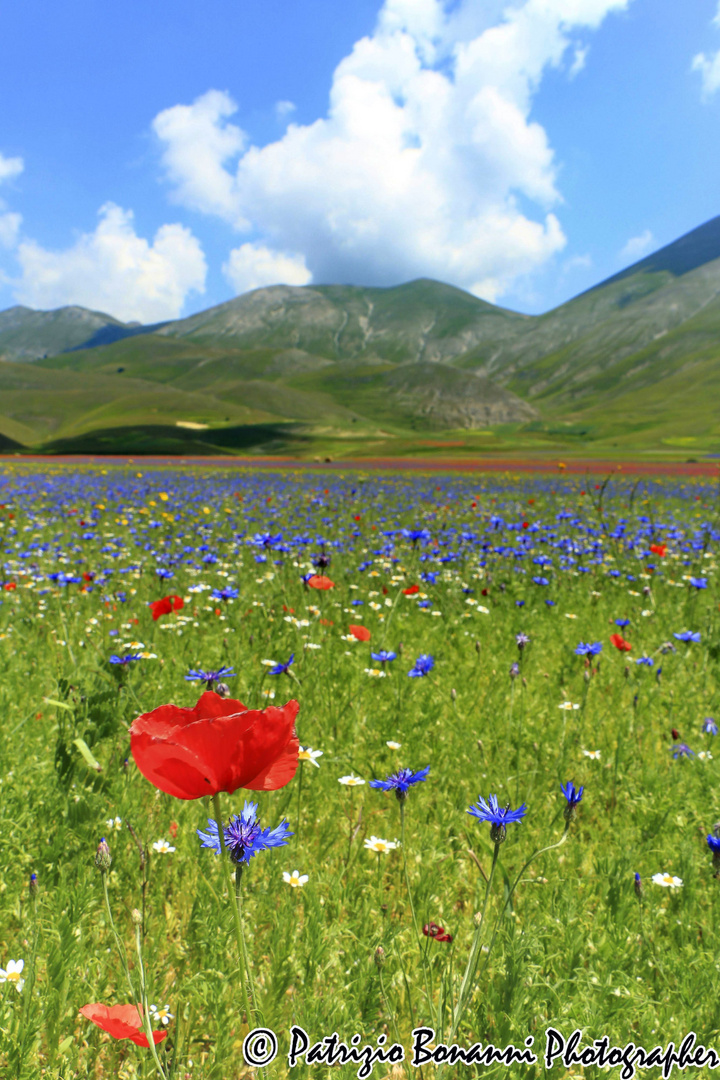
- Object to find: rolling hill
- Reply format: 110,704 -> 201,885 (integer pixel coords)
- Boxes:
1,213 -> 720,457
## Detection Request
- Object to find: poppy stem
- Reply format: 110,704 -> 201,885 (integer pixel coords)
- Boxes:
211,794 -> 255,1029
101,874 -> 138,1004
133,919 -> 169,1080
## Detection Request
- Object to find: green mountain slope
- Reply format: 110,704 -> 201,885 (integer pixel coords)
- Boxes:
2,213 -> 720,456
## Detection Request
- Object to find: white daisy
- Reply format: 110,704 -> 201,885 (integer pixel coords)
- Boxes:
152,839 -> 176,854
0,959 -> 24,993
105,816 -> 123,831
559,702 -> 580,711
652,873 -> 683,889
364,668 -> 387,678
582,749 -> 601,760
149,1003 -> 175,1026
298,746 -> 323,767
338,775 -> 366,786
283,870 -> 309,888
364,836 -> 399,854
386,741 -> 402,750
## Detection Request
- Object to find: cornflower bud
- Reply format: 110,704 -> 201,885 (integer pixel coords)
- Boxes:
374,946 -> 386,968
95,838 -> 112,873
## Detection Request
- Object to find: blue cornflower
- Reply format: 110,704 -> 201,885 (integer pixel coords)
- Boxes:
671,743 -> 695,759
635,656 -> 654,666
634,872 -> 643,899
402,528 -> 431,545
690,577 -> 707,589
185,666 -> 235,687
575,642 -> 603,656
371,650 -> 397,665
211,586 -> 239,602
156,568 -> 174,579
674,631 -> 701,643
269,654 -> 295,675
516,632 -> 530,650
707,834 -> 720,855
467,794 -> 527,843
197,801 -> 292,865
615,618 -> 630,628
109,653 -> 142,665
369,766 -> 430,802
545,599 -> 556,606
703,717 -> 718,736
561,780 -> 584,822
532,576 -> 549,586
515,599 -> 525,607
408,654 -> 435,677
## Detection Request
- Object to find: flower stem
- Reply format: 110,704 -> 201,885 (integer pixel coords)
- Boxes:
447,840 -> 501,1046
211,794 -> 254,1028
133,922 -> 169,1080
102,874 -> 137,1003
400,801 -> 433,1012
235,867 -> 260,1022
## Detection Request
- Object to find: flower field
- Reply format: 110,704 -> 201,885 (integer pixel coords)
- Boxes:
1,463 -> 720,1078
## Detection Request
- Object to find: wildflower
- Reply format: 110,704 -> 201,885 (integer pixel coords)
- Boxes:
79,1003 -> 167,1047
152,839 -> 176,854
370,765 -> 430,802
610,634 -> 632,652
349,624 -> 371,642
575,642 -> 603,656
408,654 -> 435,677
386,740 -> 401,750
634,872 -> 643,899
0,959 -> 25,993
689,577 -> 707,589
364,668 -> 387,677
149,595 -> 184,620
95,838 -> 112,872
185,666 -> 235,688
673,631 -> 701,643
371,649 -> 396,665
467,793 -> 527,843
516,632 -> 530,650
105,816 -> 123,832
652,872 -> 683,889
703,718 -> 718,736
269,654 -> 295,675
130,692 -> 299,800
423,922 -> 453,943
403,585 -> 420,595
582,749 -> 601,760
149,1004 -> 174,1026
509,661 -> 520,680
559,702 -> 580,711
636,656 -> 654,666
338,775 -> 366,786
109,653 -> 142,665
307,575 -> 335,590
298,746 -> 323,767
364,836 -> 398,853
532,576 -> 549,586
615,618 -> 630,628
197,801 -> 292,864
560,780 -> 584,822
283,869 -> 308,887
211,586 -> 239,602
707,834 -> 720,872
671,743 -> 695,759
649,544 -> 667,557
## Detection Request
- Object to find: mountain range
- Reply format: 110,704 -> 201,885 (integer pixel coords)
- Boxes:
1,214 -> 719,457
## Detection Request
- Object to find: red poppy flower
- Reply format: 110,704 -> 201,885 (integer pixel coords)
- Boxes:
403,585 -> 420,595
130,691 -> 300,800
649,543 -> 667,557
79,1003 -> 167,1047
149,595 -> 184,620
83,572 -> 95,582
307,575 -> 335,590
610,634 -> 632,652
3,582 -> 16,591
423,922 -> 453,943
349,624 -> 371,642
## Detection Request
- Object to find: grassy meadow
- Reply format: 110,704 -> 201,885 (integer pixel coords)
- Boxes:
1,463 -> 720,1079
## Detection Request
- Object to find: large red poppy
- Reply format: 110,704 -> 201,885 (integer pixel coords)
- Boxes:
403,585 -> 420,595
149,595 -> 184,620
307,575 -> 334,589
610,633 -> 632,652
649,543 -> 667,558
79,1003 -> 167,1046
130,691 -> 300,800
349,624 -> 371,641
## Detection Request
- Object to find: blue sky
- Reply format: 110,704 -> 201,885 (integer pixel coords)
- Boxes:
0,0 -> 718,322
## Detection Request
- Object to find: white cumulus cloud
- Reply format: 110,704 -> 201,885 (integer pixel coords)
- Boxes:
223,242 -> 312,294
0,151 -> 24,251
153,0 -> 630,302
14,202 -> 207,322
619,229 -> 654,262
692,2 -> 720,99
